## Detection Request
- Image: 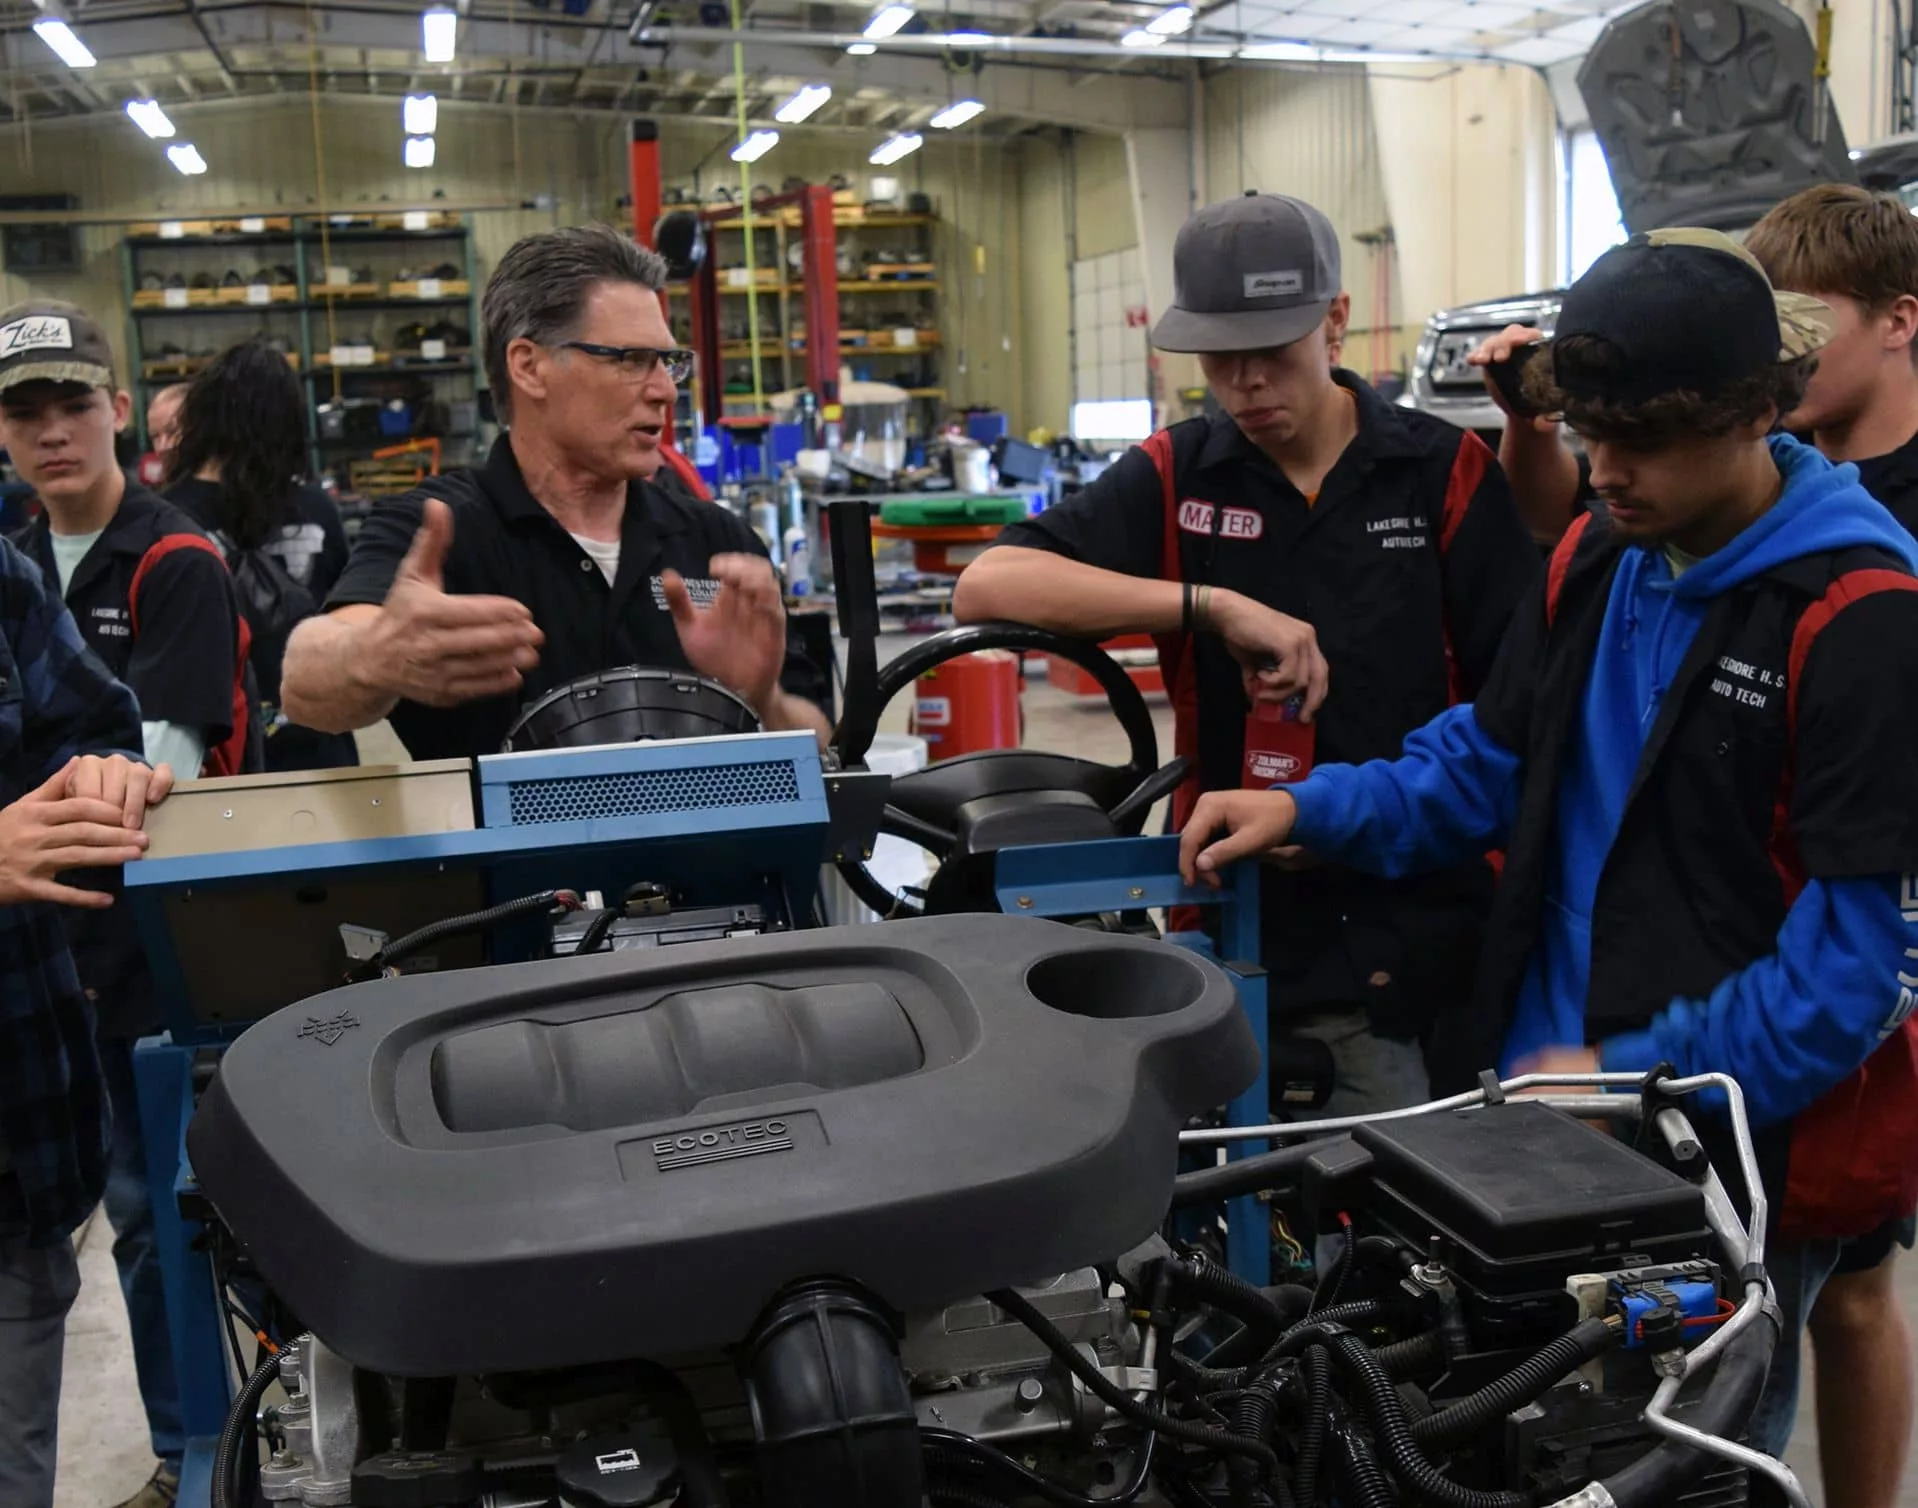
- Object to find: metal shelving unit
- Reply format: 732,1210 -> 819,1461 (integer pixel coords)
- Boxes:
120,214 -> 482,494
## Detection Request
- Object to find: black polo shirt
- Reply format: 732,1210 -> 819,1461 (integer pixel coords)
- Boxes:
327,436 -> 829,759
998,372 -> 1540,1032
1855,427 -> 1918,535
13,480 -> 244,747
12,479 -> 251,1037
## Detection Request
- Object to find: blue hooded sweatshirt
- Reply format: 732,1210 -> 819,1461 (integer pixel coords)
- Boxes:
1286,436 -> 1918,1125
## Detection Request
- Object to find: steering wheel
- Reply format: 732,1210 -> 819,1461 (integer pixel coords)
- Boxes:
834,622 -> 1187,918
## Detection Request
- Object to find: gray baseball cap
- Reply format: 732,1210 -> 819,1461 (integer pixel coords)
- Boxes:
0,301 -> 116,395
1151,192 -> 1343,354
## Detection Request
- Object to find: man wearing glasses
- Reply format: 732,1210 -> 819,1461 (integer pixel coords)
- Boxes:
282,225 -> 830,757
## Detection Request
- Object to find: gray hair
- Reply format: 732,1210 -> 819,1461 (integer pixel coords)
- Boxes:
480,225 -> 668,420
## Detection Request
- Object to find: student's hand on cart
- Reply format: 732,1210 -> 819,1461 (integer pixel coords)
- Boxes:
1178,787 -> 1302,888
0,759 -> 150,907
67,752 -> 174,831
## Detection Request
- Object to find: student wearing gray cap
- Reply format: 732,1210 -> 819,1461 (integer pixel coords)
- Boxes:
958,192 -> 1539,1115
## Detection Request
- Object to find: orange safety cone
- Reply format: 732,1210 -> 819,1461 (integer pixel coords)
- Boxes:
911,650 -> 1022,761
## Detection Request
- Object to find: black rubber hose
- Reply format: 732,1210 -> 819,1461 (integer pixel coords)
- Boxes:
1227,1379 -> 1282,1508
1329,1332 -> 1530,1508
350,888 -> 575,981
573,906 -> 621,955
1314,1235 -> 1419,1315
1376,1328 -> 1448,1380
985,1288 -> 1278,1474
1184,1265 -> 1312,1370
921,1429 -> 1156,1508
1331,1410 -> 1399,1508
1170,1138 -> 1347,1208
1312,1223 -> 1355,1313
1293,1344 -> 1331,1508
1412,1317 -> 1619,1451
631,1360 -> 728,1508
1164,1346 -> 1253,1393
1268,1300 -> 1388,1359
1596,1309 -> 1778,1508
211,1351 -> 283,1508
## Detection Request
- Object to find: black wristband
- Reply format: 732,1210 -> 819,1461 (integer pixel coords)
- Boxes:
1182,580 -> 1193,634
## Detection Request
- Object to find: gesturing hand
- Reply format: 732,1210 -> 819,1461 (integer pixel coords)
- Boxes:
1177,788 -> 1302,889
1209,592 -> 1330,720
662,554 -> 787,714
67,753 -> 174,830
0,759 -> 151,908
364,498 -> 545,708
1467,324 -> 1558,434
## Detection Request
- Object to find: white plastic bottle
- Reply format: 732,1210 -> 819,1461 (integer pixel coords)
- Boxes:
784,523 -> 812,597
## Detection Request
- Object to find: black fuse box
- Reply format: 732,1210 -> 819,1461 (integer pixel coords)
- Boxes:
1353,1102 -> 1712,1347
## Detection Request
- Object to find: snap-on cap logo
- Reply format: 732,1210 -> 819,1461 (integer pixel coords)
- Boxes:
653,1117 -> 794,1172
1178,499 -> 1264,541
1248,750 -> 1302,782
1244,270 -> 1303,299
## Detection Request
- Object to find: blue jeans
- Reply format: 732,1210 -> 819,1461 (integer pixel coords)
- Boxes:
99,1035 -> 185,1472
1744,1235 -> 1846,1458
0,1225 -> 78,1508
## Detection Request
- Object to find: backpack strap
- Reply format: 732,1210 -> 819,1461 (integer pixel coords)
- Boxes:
130,534 -> 254,778
1544,510 -> 1594,628
1787,566 -> 1918,729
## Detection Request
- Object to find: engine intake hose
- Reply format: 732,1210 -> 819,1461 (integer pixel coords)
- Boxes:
1587,1304 -> 1779,1508
1327,1332 -> 1531,1508
741,1279 -> 923,1508
1412,1316 -> 1619,1451
1171,1258 -> 1312,1369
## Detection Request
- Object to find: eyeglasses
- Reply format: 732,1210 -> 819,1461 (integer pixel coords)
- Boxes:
560,342 -> 695,384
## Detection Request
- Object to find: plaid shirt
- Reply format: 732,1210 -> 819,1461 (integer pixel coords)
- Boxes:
0,535 -> 142,1245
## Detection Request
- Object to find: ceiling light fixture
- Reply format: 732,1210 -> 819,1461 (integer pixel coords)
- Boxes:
928,99 -> 984,129
863,4 -> 914,39
774,84 -> 831,123
869,131 -> 923,166
1147,5 -> 1194,34
1120,28 -> 1167,47
166,142 -> 208,175
404,134 -> 436,168
32,18 -> 95,68
847,41 -> 877,54
402,92 -> 438,134
125,98 -> 176,138
731,129 -> 780,163
421,6 -> 457,62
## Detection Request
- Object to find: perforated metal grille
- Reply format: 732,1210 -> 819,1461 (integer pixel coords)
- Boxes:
506,760 -> 801,826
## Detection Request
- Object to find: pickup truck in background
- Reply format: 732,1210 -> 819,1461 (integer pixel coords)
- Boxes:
1401,0 -> 1918,439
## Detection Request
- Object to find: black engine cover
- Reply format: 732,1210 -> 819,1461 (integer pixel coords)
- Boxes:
188,915 -> 1257,1375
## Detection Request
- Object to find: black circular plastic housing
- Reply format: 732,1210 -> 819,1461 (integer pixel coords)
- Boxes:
502,666 -> 760,752
554,1432 -> 681,1507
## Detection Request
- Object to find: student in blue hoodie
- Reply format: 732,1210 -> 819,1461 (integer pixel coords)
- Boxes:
1177,228 -> 1918,1459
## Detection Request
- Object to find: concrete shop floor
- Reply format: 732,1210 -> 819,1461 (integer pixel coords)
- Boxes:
56,661 -> 1918,1506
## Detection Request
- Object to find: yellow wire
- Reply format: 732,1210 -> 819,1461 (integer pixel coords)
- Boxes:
729,0 -> 765,411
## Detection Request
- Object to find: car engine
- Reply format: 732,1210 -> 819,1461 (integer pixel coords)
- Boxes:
188,915 -> 1786,1508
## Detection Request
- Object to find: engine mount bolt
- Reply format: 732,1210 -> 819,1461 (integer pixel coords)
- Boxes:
1016,896 -> 1033,908
1015,1377 -> 1045,1412
1128,887 -> 1144,899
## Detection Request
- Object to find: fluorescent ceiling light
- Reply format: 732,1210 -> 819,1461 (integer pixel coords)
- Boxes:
869,131 -> 923,166
847,41 -> 877,54
946,30 -> 992,43
774,84 -> 831,123
32,19 -> 95,68
402,92 -> 438,134
125,99 -> 175,138
929,99 -> 985,129
1120,28 -> 1167,47
421,7 -> 457,62
166,142 -> 208,175
864,4 -> 914,38
404,134 -> 436,168
731,129 -> 780,163
1238,40 -> 1432,61
1147,5 -> 1194,34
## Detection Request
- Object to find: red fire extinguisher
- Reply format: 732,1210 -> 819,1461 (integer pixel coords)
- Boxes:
912,650 -> 1022,761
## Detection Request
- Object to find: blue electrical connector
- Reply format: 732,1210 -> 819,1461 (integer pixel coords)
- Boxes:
1608,1262 -> 1723,1351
